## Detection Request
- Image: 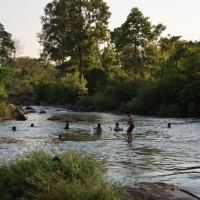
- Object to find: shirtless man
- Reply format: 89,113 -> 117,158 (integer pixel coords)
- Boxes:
94,123 -> 102,135
127,112 -> 134,143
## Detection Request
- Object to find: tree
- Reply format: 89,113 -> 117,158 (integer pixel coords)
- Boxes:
101,45 -> 118,70
111,8 -> 164,76
13,38 -> 24,58
111,8 -> 155,53
8,57 -> 52,97
38,0 -> 111,79
0,67 -> 12,101
0,23 -> 15,66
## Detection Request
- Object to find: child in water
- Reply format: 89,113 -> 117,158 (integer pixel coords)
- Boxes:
94,123 -> 102,135
114,122 -> 123,132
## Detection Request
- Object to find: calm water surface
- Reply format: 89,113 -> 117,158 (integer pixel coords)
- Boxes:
0,106 -> 200,196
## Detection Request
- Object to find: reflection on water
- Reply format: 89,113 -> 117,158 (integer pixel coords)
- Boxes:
0,106 -> 200,197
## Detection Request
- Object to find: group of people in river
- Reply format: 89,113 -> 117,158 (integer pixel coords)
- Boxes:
61,112 -> 135,143
93,112 -> 134,143
12,111 -> 135,143
75,112 -> 134,143
62,112 -> 135,143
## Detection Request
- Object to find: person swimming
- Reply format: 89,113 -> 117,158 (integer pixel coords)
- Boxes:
114,122 -> 123,132
12,126 -> 16,131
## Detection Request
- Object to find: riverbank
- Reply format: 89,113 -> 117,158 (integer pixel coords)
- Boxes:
125,182 -> 200,200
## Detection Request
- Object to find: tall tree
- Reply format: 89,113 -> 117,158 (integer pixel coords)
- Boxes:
111,7 -> 164,76
111,8 -> 156,53
38,0 -> 111,79
0,23 -> 15,66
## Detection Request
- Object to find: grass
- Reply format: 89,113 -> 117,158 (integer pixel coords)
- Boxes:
0,102 -> 13,119
0,151 -> 128,200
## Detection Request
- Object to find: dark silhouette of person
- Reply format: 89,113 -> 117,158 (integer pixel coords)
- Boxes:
12,126 -> 16,131
64,122 -> 69,129
126,112 -> 135,143
94,123 -> 102,135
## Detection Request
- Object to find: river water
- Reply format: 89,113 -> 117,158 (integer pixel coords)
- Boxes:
0,106 -> 200,197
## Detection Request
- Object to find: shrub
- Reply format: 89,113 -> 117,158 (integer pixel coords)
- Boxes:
0,151 -> 126,200
0,102 -> 12,118
156,103 -> 182,117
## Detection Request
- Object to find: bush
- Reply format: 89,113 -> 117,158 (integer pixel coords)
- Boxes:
77,95 -> 94,107
0,151 -> 126,200
156,103 -> 182,117
0,102 -> 13,118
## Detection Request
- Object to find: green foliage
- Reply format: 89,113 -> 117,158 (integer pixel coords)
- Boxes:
0,67 -> 13,101
111,7 -> 155,50
0,102 -> 13,118
8,57 -> 55,99
0,151 -> 126,200
156,103 -> 182,117
77,95 -> 94,108
178,79 -> 200,117
101,45 -> 119,70
61,72 -> 88,96
85,67 -> 108,94
111,7 -> 164,76
34,72 -> 88,103
1,7 -> 200,118
0,23 -> 15,66
77,93 -> 114,111
104,75 -> 139,106
0,85 -> 8,101
39,0 -> 111,78
126,81 -> 158,114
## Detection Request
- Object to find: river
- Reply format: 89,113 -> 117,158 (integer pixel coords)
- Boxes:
0,106 -> 200,197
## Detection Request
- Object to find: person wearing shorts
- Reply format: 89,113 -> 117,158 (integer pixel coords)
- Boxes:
127,112 -> 134,143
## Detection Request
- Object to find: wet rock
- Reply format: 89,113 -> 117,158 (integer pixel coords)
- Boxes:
47,115 -> 63,121
39,110 -> 46,114
24,106 -> 34,110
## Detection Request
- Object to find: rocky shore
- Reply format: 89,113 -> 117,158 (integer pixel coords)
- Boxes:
125,182 -> 200,200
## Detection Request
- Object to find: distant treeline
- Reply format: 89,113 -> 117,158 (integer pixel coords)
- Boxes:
0,1 -> 200,117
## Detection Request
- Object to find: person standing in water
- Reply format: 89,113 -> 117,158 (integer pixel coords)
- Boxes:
64,122 -> 69,130
126,112 -> 134,143
94,123 -> 102,135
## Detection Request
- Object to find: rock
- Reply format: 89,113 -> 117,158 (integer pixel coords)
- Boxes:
24,106 -> 34,110
39,110 -> 46,114
9,104 -> 28,121
47,115 -> 63,121
124,182 -> 199,200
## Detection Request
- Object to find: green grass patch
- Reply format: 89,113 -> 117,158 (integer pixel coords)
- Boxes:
0,151 -> 127,200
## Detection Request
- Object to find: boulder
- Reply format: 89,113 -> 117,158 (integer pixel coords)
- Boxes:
47,115 -> 63,121
9,104 -> 28,121
124,182 -> 199,200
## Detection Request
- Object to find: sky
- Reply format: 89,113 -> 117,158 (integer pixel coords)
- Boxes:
0,0 -> 200,58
